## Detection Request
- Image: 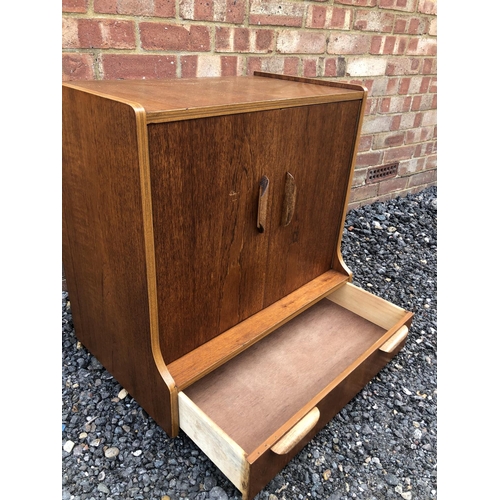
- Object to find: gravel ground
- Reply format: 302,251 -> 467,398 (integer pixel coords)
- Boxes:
62,185 -> 437,500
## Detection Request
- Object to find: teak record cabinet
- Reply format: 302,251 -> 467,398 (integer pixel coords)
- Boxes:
62,73 -> 413,499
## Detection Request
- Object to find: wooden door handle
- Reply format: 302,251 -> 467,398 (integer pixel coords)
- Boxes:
379,326 -> 408,353
271,407 -> 320,455
281,172 -> 296,227
257,175 -> 269,233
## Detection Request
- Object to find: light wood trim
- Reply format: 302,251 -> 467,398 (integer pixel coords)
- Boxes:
271,407 -> 320,455
178,392 -> 249,492
133,103 -> 179,434
326,282 -> 406,330
146,93 -> 364,123
379,326 -> 408,353
332,84 -> 368,278
168,270 -> 349,391
254,71 -> 367,92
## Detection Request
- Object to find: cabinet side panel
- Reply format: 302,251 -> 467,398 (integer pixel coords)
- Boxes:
62,87 -> 174,434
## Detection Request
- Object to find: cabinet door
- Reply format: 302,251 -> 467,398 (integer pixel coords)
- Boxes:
148,112 -> 278,363
263,100 -> 362,307
148,100 -> 361,363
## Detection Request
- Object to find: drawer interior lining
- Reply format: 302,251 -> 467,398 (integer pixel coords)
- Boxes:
183,297 -> 387,453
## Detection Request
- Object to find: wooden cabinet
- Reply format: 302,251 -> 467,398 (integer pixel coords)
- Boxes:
62,73 -> 413,500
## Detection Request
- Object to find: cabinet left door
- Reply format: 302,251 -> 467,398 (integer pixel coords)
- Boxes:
148,111 -> 278,363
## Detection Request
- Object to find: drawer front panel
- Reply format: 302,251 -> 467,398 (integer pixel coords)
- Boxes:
245,333 -> 407,499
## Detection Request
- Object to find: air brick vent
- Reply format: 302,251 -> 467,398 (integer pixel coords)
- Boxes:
366,162 -> 399,184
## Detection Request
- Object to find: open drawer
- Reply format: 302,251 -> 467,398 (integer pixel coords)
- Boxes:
178,282 -> 413,500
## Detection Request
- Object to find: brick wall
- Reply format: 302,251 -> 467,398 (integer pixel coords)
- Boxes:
62,0 -> 437,208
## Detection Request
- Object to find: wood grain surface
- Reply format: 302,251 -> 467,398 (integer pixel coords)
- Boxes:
62,87 -> 176,435
63,75 -> 364,124
149,101 -> 360,364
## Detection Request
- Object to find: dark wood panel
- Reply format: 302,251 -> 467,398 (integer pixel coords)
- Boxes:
263,101 -> 362,307
62,88 -> 175,435
149,112 -> 279,363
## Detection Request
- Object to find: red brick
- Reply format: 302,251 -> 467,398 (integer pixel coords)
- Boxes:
255,30 -> 274,52
399,157 -> 425,175
351,168 -> 368,187
358,134 -> 373,152
215,28 -> 274,53
284,57 -> 299,75
102,0 -> 175,17
234,28 -> 250,52
364,98 -> 379,116
404,129 -> 416,144
62,18 -> 78,48
277,31 -> 326,54
349,184 -> 379,204
329,34 -> 371,54
62,53 -> 94,80
370,35 -> 398,55
330,8 -> 352,29
411,95 -> 422,111
179,54 -> 240,78
181,55 -> 198,77
408,169 -> 436,187
249,0 -> 304,27
94,0 -> 117,13
102,54 -> 177,79
422,58 -> 437,74
379,0 -> 417,12
386,57 -> 421,75
380,96 -> 411,113
76,19 -> 135,49
407,37 -> 437,56
391,114 -> 402,130
303,58 -> 318,77
306,5 -> 352,29
246,56 -> 299,76
374,132 -> 405,149
154,0 -> 176,18
221,56 -> 239,76
307,5 -> 327,28
363,114 -> 392,134
140,23 -> 210,51
215,27 -> 231,51
424,154 -> 437,170
336,0 -> 376,5
418,0 -> 437,15
356,151 -> 384,167
429,77 -> 437,93
398,77 -> 411,95
384,145 -> 415,162
354,11 -> 394,32
63,0 -> 88,13
181,0 -> 245,23
378,177 -> 408,196
323,57 -> 338,76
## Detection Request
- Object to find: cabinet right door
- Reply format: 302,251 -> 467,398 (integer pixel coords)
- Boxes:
263,100 -> 362,307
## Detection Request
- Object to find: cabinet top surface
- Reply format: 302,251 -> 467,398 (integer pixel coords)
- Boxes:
63,74 -> 365,123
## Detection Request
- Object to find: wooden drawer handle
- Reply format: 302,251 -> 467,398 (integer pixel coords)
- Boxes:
281,172 -> 296,227
257,175 -> 269,233
379,326 -> 408,353
271,407 -> 320,455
